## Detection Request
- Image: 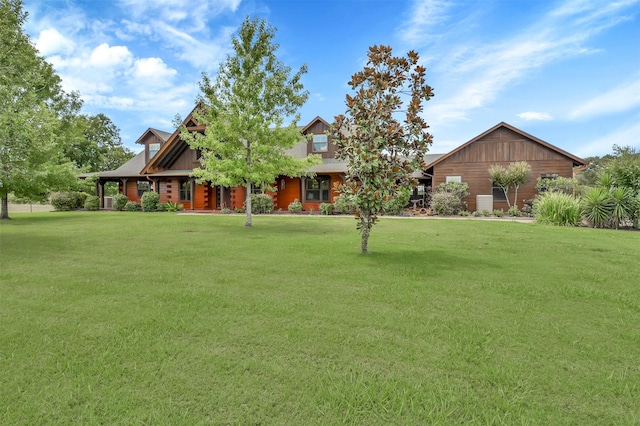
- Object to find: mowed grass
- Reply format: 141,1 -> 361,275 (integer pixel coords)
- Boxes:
1,213 -> 639,425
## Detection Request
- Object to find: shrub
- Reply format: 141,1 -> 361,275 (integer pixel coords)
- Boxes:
141,191 -> 160,212
536,176 -> 583,196
580,187 -> 613,228
508,206 -> 522,217
288,198 -> 303,213
333,194 -> 354,214
156,202 -> 167,212
319,203 -> 334,215
124,201 -> 142,211
382,187 -> 411,215
244,193 -> 274,214
533,191 -> 581,226
84,195 -> 100,211
493,209 -> 504,217
72,192 -> 88,209
482,209 -> 491,217
165,202 -> 184,212
113,194 -> 128,211
459,210 -> 469,217
472,210 -> 482,217
50,192 -> 76,211
430,182 -> 469,215
221,207 -> 233,214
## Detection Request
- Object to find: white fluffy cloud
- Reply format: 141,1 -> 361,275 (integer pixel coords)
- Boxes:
518,112 -> 553,121
570,78 -> 640,119
89,43 -> 133,68
35,28 -> 75,56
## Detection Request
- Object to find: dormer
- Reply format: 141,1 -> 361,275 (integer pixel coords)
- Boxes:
135,128 -> 172,165
300,116 -> 336,159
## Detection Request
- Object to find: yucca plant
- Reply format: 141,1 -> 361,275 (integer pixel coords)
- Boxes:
581,188 -> 614,228
533,191 -> 581,226
608,187 -> 638,229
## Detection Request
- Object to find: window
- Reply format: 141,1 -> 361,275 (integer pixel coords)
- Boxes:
306,176 -> 330,201
179,180 -> 191,201
446,176 -> 462,183
149,143 -> 160,158
492,186 -> 507,201
137,180 -> 151,197
312,134 -> 328,152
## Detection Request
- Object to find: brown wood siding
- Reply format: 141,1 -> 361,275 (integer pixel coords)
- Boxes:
275,176 -> 302,210
126,181 -> 141,202
193,182 -> 215,210
433,128 -> 577,212
143,133 -> 166,164
304,120 -> 337,159
168,146 -> 199,170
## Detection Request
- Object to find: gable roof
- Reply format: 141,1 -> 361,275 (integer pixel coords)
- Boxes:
427,122 -> 587,168
300,116 -> 331,134
135,128 -> 172,145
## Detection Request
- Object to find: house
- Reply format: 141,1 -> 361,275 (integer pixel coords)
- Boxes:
422,122 -> 588,212
90,109 -> 587,214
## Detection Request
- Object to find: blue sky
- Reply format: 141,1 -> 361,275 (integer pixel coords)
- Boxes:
24,0 -> 640,158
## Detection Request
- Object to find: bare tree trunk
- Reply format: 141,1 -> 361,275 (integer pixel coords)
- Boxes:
360,213 -> 370,254
245,181 -> 252,228
1,195 -> 10,220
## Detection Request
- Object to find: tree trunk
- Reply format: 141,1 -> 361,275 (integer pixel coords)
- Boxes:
513,185 -> 520,209
360,213 -> 370,254
245,182 -> 252,228
1,195 -> 10,220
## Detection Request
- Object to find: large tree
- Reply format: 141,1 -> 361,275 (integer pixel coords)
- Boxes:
182,17 -> 320,227
0,0 -> 80,219
65,113 -> 134,172
332,45 -> 434,253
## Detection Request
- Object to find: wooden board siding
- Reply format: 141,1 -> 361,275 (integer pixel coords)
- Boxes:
193,182 -> 214,210
275,176 -> 302,210
126,180 -> 141,202
433,128 -> 577,212
304,120 -> 336,159
168,146 -> 200,171
141,133 -> 167,164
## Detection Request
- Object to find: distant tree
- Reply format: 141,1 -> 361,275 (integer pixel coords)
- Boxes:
182,16 -> 320,227
489,161 -> 532,209
332,45 -> 434,253
603,145 -> 640,194
65,113 -> 134,172
0,0 -> 80,219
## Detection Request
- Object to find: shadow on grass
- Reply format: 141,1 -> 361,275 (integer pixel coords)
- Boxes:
362,249 -> 500,276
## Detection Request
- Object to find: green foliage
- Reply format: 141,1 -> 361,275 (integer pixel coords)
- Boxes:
602,145 -> 640,194
580,188 -> 613,228
493,209 -> 504,217
72,192 -> 88,209
472,210 -> 482,217
0,0 -> 81,219
164,202 -> 183,212
508,206 -> 522,217
181,16 -> 320,227
382,186 -> 411,216
288,199 -> 303,213
156,202 -> 167,212
333,45 -> 434,252
124,201 -> 142,212
482,209 -> 491,217
333,194 -> 355,214
459,210 -> 470,217
113,194 -> 128,211
489,162 -> 532,208
245,193 -> 274,214
535,176 -> 583,196
84,195 -> 100,211
319,203 -> 334,215
533,192 -> 581,226
431,182 -> 469,215
141,191 -> 160,212
49,192 -> 76,211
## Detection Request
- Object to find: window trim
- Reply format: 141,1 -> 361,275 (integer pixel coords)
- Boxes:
149,143 -> 161,158
179,180 -> 191,202
312,134 -> 328,152
305,175 -> 331,202
137,180 -> 151,198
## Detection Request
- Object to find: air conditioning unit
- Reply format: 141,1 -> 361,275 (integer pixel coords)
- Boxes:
103,196 -> 113,209
476,195 -> 493,212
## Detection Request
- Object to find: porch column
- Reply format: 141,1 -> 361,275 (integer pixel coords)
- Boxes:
98,180 -> 105,208
190,179 -> 195,210
220,186 -> 225,210
121,178 -> 128,196
301,177 -> 306,204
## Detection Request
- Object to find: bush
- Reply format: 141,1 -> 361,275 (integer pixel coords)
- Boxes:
124,201 -> 142,212
536,176 -> 583,196
84,195 -> 100,211
580,188 -> 613,228
113,194 -> 128,211
508,206 -> 522,217
472,210 -> 482,217
382,187 -> 411,215
245,193 -> 274,214
493,209 -> 504,217
482,209 -> 491,217
165,202 -> 184,212
459,210 -> 469,217
288,199 -> 303,213
319,203 -> 334,215
533,192 -> 581,226
73,192 -> 88,209
141,191 -> 160,212
333,194 -> 354,214
430,182 -> 469,215
50,192 -> 76,211
156,202 -> 167,212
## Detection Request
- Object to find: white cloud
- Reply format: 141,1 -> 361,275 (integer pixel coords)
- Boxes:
398,0 -> 454,44
569,78 -> 640,119
35,28 -> 75,56
89,43 -> 133,68
133,57 -> 177,79
574,120 -> 640,157
518,112 -> 553,121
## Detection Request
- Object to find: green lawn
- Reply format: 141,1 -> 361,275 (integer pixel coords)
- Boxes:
1,213 -> 639,424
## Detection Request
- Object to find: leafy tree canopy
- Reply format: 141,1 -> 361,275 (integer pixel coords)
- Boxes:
182,16 -> 320,227
332,45 -> 434,253
488,161 -> 531,208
